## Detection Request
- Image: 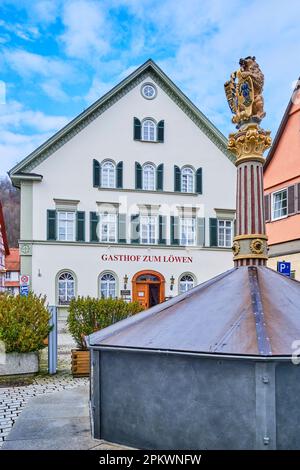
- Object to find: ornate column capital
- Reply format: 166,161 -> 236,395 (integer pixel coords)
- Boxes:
228,123 -> 272,166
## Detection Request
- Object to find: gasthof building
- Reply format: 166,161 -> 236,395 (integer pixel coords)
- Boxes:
9,59 -> 236,316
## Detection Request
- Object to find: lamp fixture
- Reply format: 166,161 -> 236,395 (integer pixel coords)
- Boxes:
170,275 -> 175,291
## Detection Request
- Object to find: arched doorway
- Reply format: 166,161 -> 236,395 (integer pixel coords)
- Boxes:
132,270 -> 165,309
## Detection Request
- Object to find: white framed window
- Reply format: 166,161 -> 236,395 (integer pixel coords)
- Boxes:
181,167 -> 194,193
100,272 -> 117,298
142,119 -> 156,141
179,274 -> 195,294
218,219 -> 233,247
143,164 -> 156,190
99,213 -> 117,243
57,211 -> 75,241
141,83 -> 157,99
141,215 -> 157,244
101,161 -> 116,188
272,189 -> 288,220
58,271 -> 75,305
180,217 -> 196,246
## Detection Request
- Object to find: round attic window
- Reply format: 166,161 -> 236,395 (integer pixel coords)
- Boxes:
141,83 -> 157,100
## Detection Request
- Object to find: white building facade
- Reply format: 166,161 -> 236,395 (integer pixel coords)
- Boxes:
10,60 -> 236,314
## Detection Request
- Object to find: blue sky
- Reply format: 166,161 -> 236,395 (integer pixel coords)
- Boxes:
0,0 -> 299,176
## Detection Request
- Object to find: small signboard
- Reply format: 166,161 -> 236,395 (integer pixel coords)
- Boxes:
20,285 -> 29,297
277,261 -> 291,277
121,289 -> 131,296
20,274 -> 30,286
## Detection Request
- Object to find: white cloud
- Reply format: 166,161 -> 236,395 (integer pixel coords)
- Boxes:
0,19 -> 40,42
0,130 -> 51,175
3,49 -> 74,79
84,77 -> 115,104
0,100 -> 70,174
40,79 -> 69,102
32,0 -> 61,24
0,101 -> 69,132
60,0 -> 110,60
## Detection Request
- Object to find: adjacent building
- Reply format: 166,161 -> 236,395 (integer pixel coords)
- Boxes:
4,248 -> 20,295
9,59 -> 236,316
264,80 -> 300,279
0,202 -> 9,292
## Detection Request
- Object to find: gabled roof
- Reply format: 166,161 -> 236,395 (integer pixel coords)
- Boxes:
0,202 -> 9,256
9,59 -> 234,179
5,248 -> 20,271
87,266 -> 300,356
264,78 -> 300,171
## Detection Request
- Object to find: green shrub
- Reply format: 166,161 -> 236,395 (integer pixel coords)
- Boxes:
67,297 -> 143,349
0,293 -> 51,353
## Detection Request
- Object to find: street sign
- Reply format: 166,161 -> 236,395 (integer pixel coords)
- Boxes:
20,285 -> 29,297
20,274 -> 30,286
277,261 -> 291,277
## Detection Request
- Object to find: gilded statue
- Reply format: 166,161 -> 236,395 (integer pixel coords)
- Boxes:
224,56 -> 266,127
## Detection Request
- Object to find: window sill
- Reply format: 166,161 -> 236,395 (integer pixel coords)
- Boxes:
96,187 -> 199,196
134,139 -> 162,144
271,214 -> 288,222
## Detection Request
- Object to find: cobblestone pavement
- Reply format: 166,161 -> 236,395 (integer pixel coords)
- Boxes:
0,374 -> 88,448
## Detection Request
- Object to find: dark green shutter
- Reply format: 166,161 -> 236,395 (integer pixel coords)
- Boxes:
209,218 -> 218,247
93,159 -> 101,187
157,120 -> 164,142
158,215 -> 167,245
196,217 -> 205,246
118,214 -> 127,243
90,212 -> 99,242
171,216 -> 180,245
135,162 -> 142,189
47,210 -> 56,241
196,167 -> 203,194
288,185 -> 296,215
116,161 -> 123,189
174,165 -> 181,192
76,211 -> 85,242
134,117 -> 141,140
131,214 -> 140,243
156,163 -> 164,191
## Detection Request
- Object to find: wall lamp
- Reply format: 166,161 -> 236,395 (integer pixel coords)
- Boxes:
170,275 -> 175,291
124,274 -> 128,289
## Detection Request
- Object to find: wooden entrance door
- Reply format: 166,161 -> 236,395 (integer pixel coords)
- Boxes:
132,270 -> 165,309
135,283 -> 149,309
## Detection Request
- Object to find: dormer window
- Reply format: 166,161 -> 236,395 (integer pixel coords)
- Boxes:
142,119 -> 156,141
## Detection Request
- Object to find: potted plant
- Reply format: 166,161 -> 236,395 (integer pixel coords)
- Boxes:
67,297 -> 143,377
0,293 -> 51,376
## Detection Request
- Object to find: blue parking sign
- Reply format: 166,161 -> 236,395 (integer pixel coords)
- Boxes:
277,261 -> 291,277
20,285 -> 29,297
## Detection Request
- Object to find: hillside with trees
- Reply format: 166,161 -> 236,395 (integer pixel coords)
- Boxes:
0,177 -> 20,247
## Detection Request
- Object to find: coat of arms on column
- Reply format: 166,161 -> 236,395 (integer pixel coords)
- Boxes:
224,56 -> 266,128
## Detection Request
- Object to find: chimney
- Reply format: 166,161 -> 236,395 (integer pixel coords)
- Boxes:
224,57 -> 272,266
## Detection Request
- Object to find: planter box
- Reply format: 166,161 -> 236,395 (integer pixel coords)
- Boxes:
71,349 -> 90,377
0,352 -> 39,376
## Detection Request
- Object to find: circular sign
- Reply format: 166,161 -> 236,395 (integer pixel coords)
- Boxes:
20,275 -> 30,285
